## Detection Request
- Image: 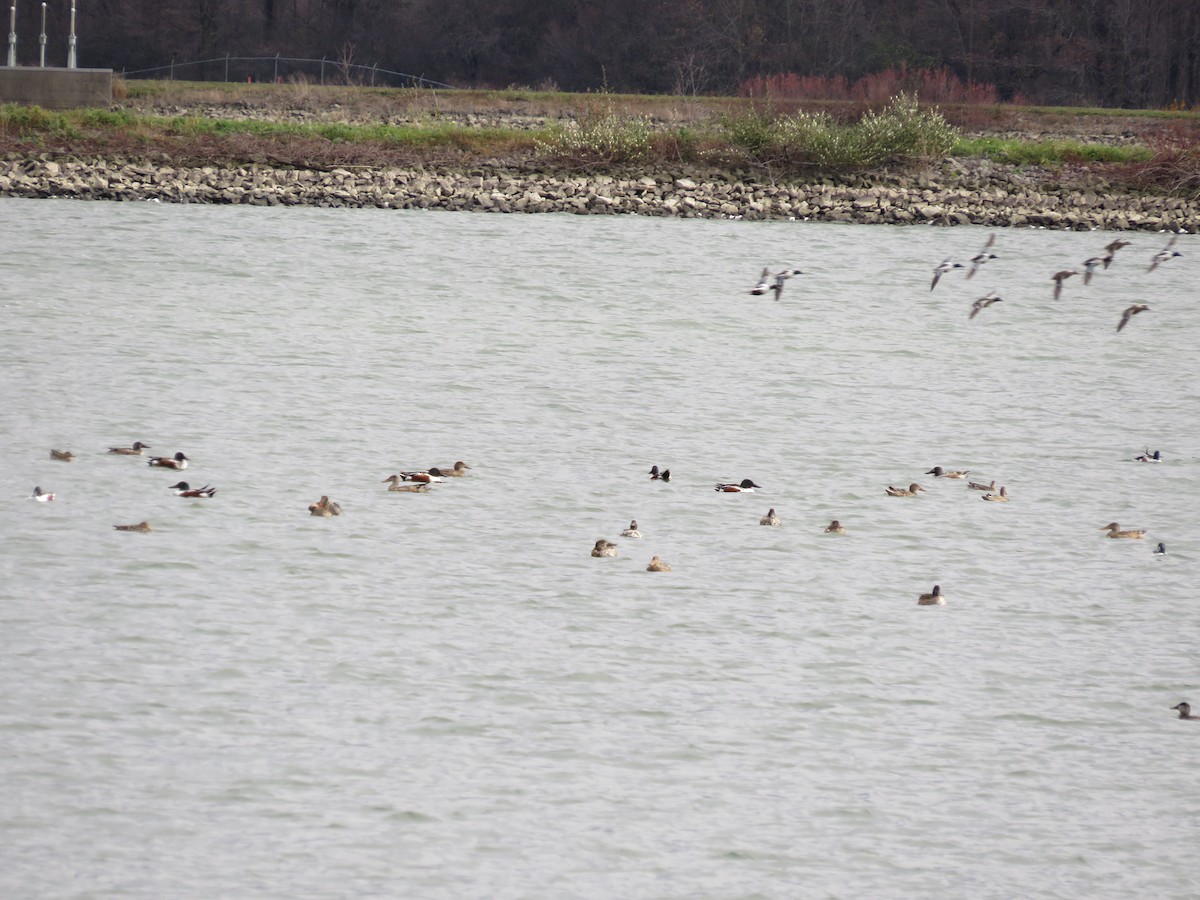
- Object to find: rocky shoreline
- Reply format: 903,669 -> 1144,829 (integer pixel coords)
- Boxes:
2,155 -> 1197,230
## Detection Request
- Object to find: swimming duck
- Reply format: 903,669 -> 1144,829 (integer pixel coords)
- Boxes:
886,483 -> 926,497
113,521 -> 152,533
309,495 -> 342,516
108,441 -> 151,455
1051,269 -> 1077,300
168,481 -> 216,498
917,584 -> 945,606
760,508 -> 781,526
436,461 -> 471,476
646,555 -> 672,572
966,235 -> 997,279
591,539 -> 618,558
382,475 -> 431,492
982,486 -> 1009,502
1134,449 -> 1161,462
30,486 -> 55,502
49,449 -> 75,461
398,469 -> 444,483
969,292 -> 1002,320
621,519 -> 642,538
967,478 -> 996,492
1082,256 -> 1109,284
931,258 -> 964,290
1101,522 -> 1145,539
926,466 -> 969,479
1173,702 -> 1197,720
1153,542 -> 1167,554
716,479 -> 761,492
1117,304 -> 1149,332
148,452 -> 189,470
649,465 -> 671,482
1148,236 -> 1181,272
824,519 -> 846,534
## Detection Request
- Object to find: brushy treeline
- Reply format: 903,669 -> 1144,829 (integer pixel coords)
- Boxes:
17,0 -> 1200,108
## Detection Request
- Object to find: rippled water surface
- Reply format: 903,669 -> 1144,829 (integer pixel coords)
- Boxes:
1,199 -> 1198,898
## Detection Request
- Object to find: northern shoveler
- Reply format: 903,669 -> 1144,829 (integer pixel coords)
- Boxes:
917,585 -> 945,606
1173,702 -> 1197,720
1148,236 -> 1181,272
931,258 -> 963,290
760,508 -> 781,526
982,486 -> 1009,502
621,519 -> 643,538
1082,256 -> 1109,284
646,555 -> 672,572
398,470 -> 443,483
716,479 -> 761,492
824,519 -> 845,534
108,441 -> 151,455
168,481 -> 216,498
649,465 -> 671,482
148,452 -> 189,470
113,521 -> 152,533
1104,238 -> 1131,258
886,483 -> 925,497
1051,269 -> 1077,300
49,449 -> 75,461
309,496 -> 342,516
969,293 -> 1002,320
1117,304 -> 1149,332
1101,522 -> 1145,539
967,479 -> 996,492
30,486 -> 55,501
1154,542 -> 1167,554
382,475 -> 431,493
966,235 -> 997,279
591,539 -> 618,558
1135,449 -> 1161,462
436,461 -> 471,476
926,467 -> 969,479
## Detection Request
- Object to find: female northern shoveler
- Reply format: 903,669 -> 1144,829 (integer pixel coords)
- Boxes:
1051,269 -> 1078,300
1117,304 -> 1150,332
967,479 -> 996,492
382,475 -> 431,493
309,496 -> 342,516
926,466 -> 969,479
49,449 -> 75,461
168,481 -> 216,498
982,486 -> 1009,502
621,520 -> 642,538
31,486 -> 55,501
436,461 -> 471,476
1101,522 -> 1145,539
646,555 -> 672,572
113,521 -> 152,533
148,452 -> 189,470
1173,702 -> 1197,720
969,293 -> 1002,320
824,520 -> 846,534
716,479 -> 761,492
886,483 -> 925,497
591,539 -> 618,558
760,508 -> 781,526
917,585 -> 945,606
108,441 -> 151,455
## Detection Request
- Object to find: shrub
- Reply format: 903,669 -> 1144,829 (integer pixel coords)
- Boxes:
535,96 -> 652,164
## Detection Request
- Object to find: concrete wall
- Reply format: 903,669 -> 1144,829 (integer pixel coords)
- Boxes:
0,67 -> 112,108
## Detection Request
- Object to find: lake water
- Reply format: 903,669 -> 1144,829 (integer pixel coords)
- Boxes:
1,198 -> 1197,899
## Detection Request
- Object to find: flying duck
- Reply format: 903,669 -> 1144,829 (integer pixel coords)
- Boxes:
1117,304 -> 1149,332
1148,236 -> 1181,272
1051,269 -> 1078,300
966,235 -> 997,279
931,258 -> 963,290
1082,256 -> 1109,284
969,292 -> 1002,320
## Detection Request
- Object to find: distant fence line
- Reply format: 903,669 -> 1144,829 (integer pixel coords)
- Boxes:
121,55 -> 453,89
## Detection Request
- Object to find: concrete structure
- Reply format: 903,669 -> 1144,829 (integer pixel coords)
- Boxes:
0,66 -> 110,108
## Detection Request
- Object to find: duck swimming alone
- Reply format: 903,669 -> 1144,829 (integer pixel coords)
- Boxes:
382,475 -> 431,493
824,519 -> 846,534
886,483 -> 926,497
113,521 -> 152,533
926,467 -> 969,479
309,496 -> 342,516
1154,542 -> 1167,554
148,452 -> 189,470
591,539 -> 618,558
621,519 -> 643,538
917,585 -> 945,606
716,479 -> 762,492
49,449 -> 75,461
646,555 -> 672,572
168,481 -> 216,498
982,486 -> 1009,502
30,486 -> 55,502
108,441 -> 151,455
1101,522 -> 1145,539
1173,702 -> 1197,720
760,508 -> 781,526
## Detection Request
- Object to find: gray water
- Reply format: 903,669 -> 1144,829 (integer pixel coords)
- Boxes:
1,198 -> 1197,899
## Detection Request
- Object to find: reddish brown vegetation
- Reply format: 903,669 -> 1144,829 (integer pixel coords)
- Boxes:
738,66 -> 1014,107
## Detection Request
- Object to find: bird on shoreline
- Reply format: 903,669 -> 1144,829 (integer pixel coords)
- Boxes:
1117,304 -> 1149,332
932,258 -> 963,290
1051,269 -> 1078,300
966,235 -> 997,279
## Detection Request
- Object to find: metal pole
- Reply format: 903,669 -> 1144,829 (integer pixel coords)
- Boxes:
320,55 -> 324,85
224,52 -> 228,82
6,3 -> 16,67
38,2 -> 45,66
273,51 -> 278,83
169,57 -> 173,81
66,0 -> 76,68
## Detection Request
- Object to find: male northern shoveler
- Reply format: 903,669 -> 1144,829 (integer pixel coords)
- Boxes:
168,481 -> 216,498
436,461 -> 471,476
982,486 -> 1009,502
621,519 -> 642,538
1051,269 -> 1078,300
1117,304 -> 1149,332
824,519 -> 846,534
1135,449 -> 1161,462
926,467 -> 969,479
1154,542 -> 1167,555
1101,522 -> 1145,539
398,469 -> 443,483
382,475 -> 431,493
113,521 -> 152,533
108,441 -> 151,455
760,508 -> 781,526
967,479 -> 996,492
148,452 -> 189,470
591,539 -> 618,558
1082,256 -> 1109,284
1173,702 -> 1197,720
966,235 -> 997,279
646,555 -> 672,572
49,449 -> 75,461
31,486 -> 55,501
1148,236 -> 1181,272
716,479 -> 761,492
969,293 -> 1002,320
886,483 -> 925,497
931,258 -> 963,290
917,585 -> 945,606
649,465 -> 671,482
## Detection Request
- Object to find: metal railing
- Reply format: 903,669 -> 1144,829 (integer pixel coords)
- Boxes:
121,55 -> 452,89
